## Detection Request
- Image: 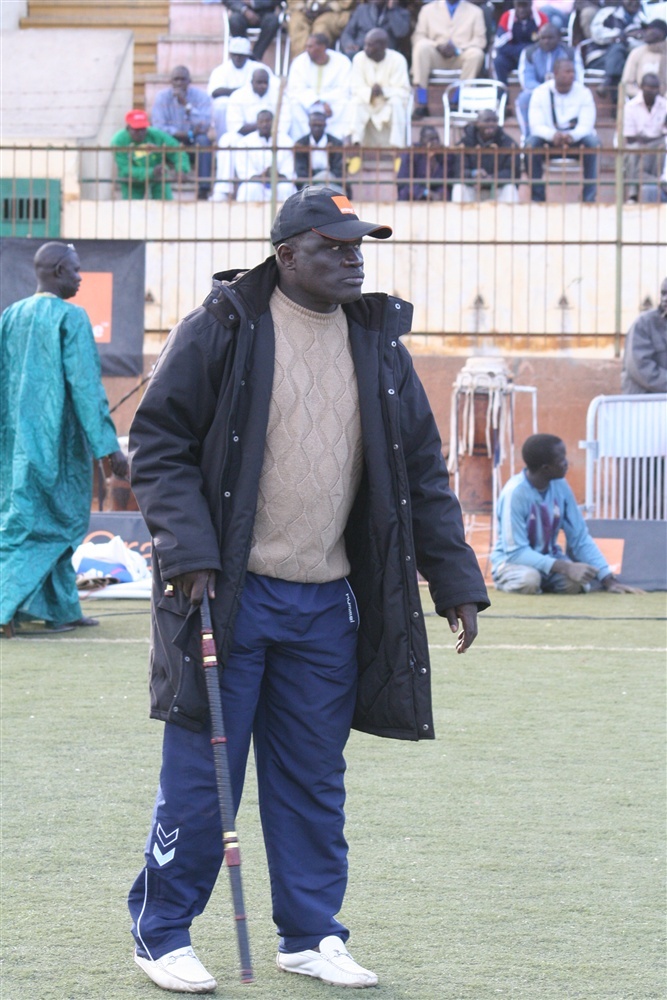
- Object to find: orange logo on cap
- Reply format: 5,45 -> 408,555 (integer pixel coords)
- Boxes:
331,195 -> 355,215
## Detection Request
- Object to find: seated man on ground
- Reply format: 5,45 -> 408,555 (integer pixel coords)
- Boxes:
222,1 -> 281,62
493,0 -> 547,85
526,58 -> 600,203
348,28 -> 411,148
287,32 -> 352,139
411,0 -> 487,118
288,0 -> 356,58
339,0 -> 412,59
207,37 -> 256,141
620,19 -> 667,98
492,433 -> 638,594
451,108 -> 521,202
622,73 -> 667,203
151,65 -> 214,199
229,109 -> 296,202
396,124 -> 448,201
516,22 -> 583,136
294,103 -> 348,194
111,109 -> 191,199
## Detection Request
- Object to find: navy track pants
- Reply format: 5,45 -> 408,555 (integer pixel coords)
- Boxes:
129,572 -> 359,959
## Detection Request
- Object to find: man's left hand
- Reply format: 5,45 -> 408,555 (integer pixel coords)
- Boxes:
109,449 -> 129,478
443,603 -> 479,654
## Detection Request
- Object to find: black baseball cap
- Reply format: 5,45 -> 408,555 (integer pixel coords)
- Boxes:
270,186 -> 392,244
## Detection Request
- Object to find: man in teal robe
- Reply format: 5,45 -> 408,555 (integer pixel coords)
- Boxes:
111,108 -> 192,200
0,242 -> 128,633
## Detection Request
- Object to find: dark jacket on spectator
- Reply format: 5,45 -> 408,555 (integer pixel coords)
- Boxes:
396,148 -> 448,200
294,131 -> 344,187
339,1 -> 412,57
452,122 -> 521,183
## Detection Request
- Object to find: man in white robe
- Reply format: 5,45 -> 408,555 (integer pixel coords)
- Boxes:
286,32 -> 352,139
234,110 -> 296,202
349,28 -> 411,147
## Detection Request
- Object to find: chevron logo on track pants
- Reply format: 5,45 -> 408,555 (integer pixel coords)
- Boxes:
152,823 -> 179,867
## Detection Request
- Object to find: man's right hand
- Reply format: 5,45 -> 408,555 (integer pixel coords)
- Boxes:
169,570 -> 216,605
437,41 -> 457,59
553,560 -> 597,584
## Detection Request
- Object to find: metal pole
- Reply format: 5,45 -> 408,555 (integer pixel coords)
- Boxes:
614,86 -> 625,359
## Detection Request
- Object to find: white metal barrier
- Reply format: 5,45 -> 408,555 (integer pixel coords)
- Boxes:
580,394 -> 667,520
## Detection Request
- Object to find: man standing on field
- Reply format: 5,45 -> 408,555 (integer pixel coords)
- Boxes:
128,186 -> 489,993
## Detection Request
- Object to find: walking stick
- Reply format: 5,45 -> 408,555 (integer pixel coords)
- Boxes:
199,591 -> 254,985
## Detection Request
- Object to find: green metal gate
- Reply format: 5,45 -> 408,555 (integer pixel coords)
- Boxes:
1,179 -> 61,237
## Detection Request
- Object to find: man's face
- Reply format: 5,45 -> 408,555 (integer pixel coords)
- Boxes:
659,279 -> 667,315
544,442 -> 569,481
306,36 -> 327,63
231,53 -> 248,68
364,34 -> 387,62
477,117 -> 499,142
309,113 -> 327,141
641,77 -> 660,106
170,70 -> 190,96
554,61 -> 575,93
515,1 -> 532,21
623,0 -> 640,14
538,27 -> 561,52
252,70 -> 269,97
257,112 -> 273,138
644,26 -> 667,46
420,126 -> 440,148
128,126 -> 147,143
279,231 -> 366,312
56,251 -> 82,300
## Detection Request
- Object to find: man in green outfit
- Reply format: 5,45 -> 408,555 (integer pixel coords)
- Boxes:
0,242 -> 127,634
111,109 -> 191,200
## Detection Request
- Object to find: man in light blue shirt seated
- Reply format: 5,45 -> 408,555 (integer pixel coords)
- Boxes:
491,433 -> 638,594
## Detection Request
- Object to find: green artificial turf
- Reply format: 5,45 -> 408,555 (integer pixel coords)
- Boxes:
1,592 -> 665,999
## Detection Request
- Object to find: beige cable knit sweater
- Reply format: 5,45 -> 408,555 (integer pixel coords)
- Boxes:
246,286 -> 363,582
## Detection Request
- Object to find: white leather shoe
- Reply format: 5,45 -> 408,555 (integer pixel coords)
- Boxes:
134,946 -> 217,993
276,935 -> 378,988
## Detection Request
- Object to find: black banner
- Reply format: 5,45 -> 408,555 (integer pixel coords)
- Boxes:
0,238 -> 145,376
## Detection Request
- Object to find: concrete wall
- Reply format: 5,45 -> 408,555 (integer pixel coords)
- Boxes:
0,1 -> 27,32
1,29 -> 134,199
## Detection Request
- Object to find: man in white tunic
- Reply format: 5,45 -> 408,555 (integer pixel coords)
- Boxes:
225,66 -> 289,138
213,67 -> 291,200
234,109 -> 296,202
287,32 -> 352,140
349,28 -> 411,147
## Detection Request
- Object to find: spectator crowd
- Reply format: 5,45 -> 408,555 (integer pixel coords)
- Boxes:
110,1 -> 667,205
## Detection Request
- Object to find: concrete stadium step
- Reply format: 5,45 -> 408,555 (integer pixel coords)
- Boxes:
24,0 -> 168,18
170,0 -> 226,36
157,35 -> 226,77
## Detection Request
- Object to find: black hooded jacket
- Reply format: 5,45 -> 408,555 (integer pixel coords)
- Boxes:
129,256 -> 489,741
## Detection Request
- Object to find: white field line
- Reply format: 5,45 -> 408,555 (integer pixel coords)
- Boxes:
8,640 -> 664,653
430,644 -> 666,652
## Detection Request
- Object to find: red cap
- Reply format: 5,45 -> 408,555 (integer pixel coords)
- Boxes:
125,109 -> 149,129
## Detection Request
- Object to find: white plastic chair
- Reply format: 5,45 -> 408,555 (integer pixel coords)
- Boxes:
442,79 -> 508,145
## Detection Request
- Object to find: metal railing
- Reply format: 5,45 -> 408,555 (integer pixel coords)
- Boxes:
1,142 -> 665,352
